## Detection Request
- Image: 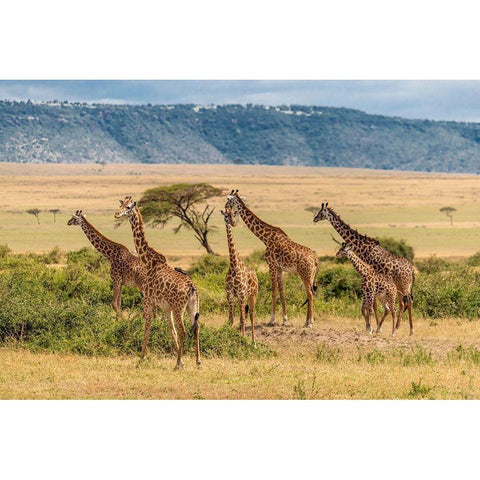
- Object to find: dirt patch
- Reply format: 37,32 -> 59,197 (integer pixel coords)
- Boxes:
253,322 -> 480,358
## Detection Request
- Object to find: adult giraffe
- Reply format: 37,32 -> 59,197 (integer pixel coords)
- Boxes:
314,202 -> 415,335
67,210 -> 147,316
115,196 -> 201,370
225,190 -> 319,328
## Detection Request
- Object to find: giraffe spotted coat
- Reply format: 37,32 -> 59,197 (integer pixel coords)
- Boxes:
67,210 -> 147,315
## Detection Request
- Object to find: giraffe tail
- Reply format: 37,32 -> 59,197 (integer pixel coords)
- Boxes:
188,284 -> 200,335
245,304 -> 249,315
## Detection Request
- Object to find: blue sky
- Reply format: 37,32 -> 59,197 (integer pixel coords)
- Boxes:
1,80 -> 480,122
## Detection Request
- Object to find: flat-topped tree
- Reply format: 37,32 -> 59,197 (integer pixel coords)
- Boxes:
440,206 -> 456,226
26,208 -> 41,224
138,183 -> 224,255
49,209 -> 60,222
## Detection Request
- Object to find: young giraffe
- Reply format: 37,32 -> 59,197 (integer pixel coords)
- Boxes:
225,190 -> 319,328
314,202 -> 415,335
114,196 -> 201,370
67,210 -> 147,316
335,240 -> 397,335
221,205 -> 259,344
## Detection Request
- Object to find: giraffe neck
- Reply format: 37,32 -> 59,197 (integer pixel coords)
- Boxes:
346,250 -> 374,279
80,218 -> 118,259
225,223 -> 240,269
235,198 -> 284,245
326,208 -> 369,249
128,207 -> 166,268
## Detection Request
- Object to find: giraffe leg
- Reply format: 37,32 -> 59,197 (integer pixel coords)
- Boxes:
173,310 -> 186,370
167,310 -> 180,354
373,299 -> 381,331
249,293 -> 257,346
267,266 -> 278,327
111,278 -> 122,317
391,303 -> 397,337
362,299 -> 374,334
226,291 -> 235,326
140,297 -> 153,359
238,297 -> 246,336
277,269 -> 288,326
407,300 -> 414,336
376,307 -> 389,333
301,276 -> 314,328
395,294 -> 405,331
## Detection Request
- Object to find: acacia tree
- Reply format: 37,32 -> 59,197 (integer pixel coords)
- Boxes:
440,206 -> 456,225
27,208 -> 41,224
49,209 -> 60,222
138,183 -> 224,255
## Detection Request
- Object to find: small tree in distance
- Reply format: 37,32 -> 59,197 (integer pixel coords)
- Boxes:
27,208 -> 41,224
440,206 -> 456,225
139,183 -> 224,255
49,209 -> 61,223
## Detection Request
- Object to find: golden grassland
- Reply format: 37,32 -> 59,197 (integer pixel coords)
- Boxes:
2,314 -> 480,399
1,163 -> 480,258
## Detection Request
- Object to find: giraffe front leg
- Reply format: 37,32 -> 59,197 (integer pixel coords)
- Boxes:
395,294 -> 405,333
226,290 -> 235,326
140,297 -> 153,359
238,297 -> 246,336
249,293 -> 257,346
362,299 -> 374,334
277,269 -> 288,326
267,266 -> 278,327
112,278 -> 122,317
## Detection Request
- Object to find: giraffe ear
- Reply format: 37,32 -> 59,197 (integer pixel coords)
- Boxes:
220,210 -> 225,215
119,200 -> 123,205
240,196 -> 246,200
227,195 -> 233,200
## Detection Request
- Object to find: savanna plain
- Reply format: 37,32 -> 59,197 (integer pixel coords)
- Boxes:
1,163 -> 480,399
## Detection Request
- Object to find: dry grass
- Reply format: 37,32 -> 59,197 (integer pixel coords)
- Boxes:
2,314 -> 480,399
1,163 -> 480,257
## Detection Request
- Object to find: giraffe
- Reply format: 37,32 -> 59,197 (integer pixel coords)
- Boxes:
314,202 -> 415,335
221,205 -> 259,344
225,190 -> 319,328
335,240 -> 397,336
114,196 -> 201,370
67,210 -> 147,316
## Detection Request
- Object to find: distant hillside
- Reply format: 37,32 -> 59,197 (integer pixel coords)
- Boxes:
2,101 -> 480,173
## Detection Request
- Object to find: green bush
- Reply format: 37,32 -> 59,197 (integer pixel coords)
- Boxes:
416,255 -> 453,274
377,237 -> 414,262
0,244 -> 11,258
466,252 -> 480,267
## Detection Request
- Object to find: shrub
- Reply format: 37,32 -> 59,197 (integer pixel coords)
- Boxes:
189,254 -> 229,276
466,252 -> 480,267
416,255 -> 452,274
377,237 -> 414,262
0,244 -> 11,258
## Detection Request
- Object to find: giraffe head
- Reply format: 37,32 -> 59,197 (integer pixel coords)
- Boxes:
115,196 -> 137,219
313,202 -> 329,222
335,241 -> 352,259
67,210 -> 85,226
220,204 -> 238,227
225,189 -> 243,209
